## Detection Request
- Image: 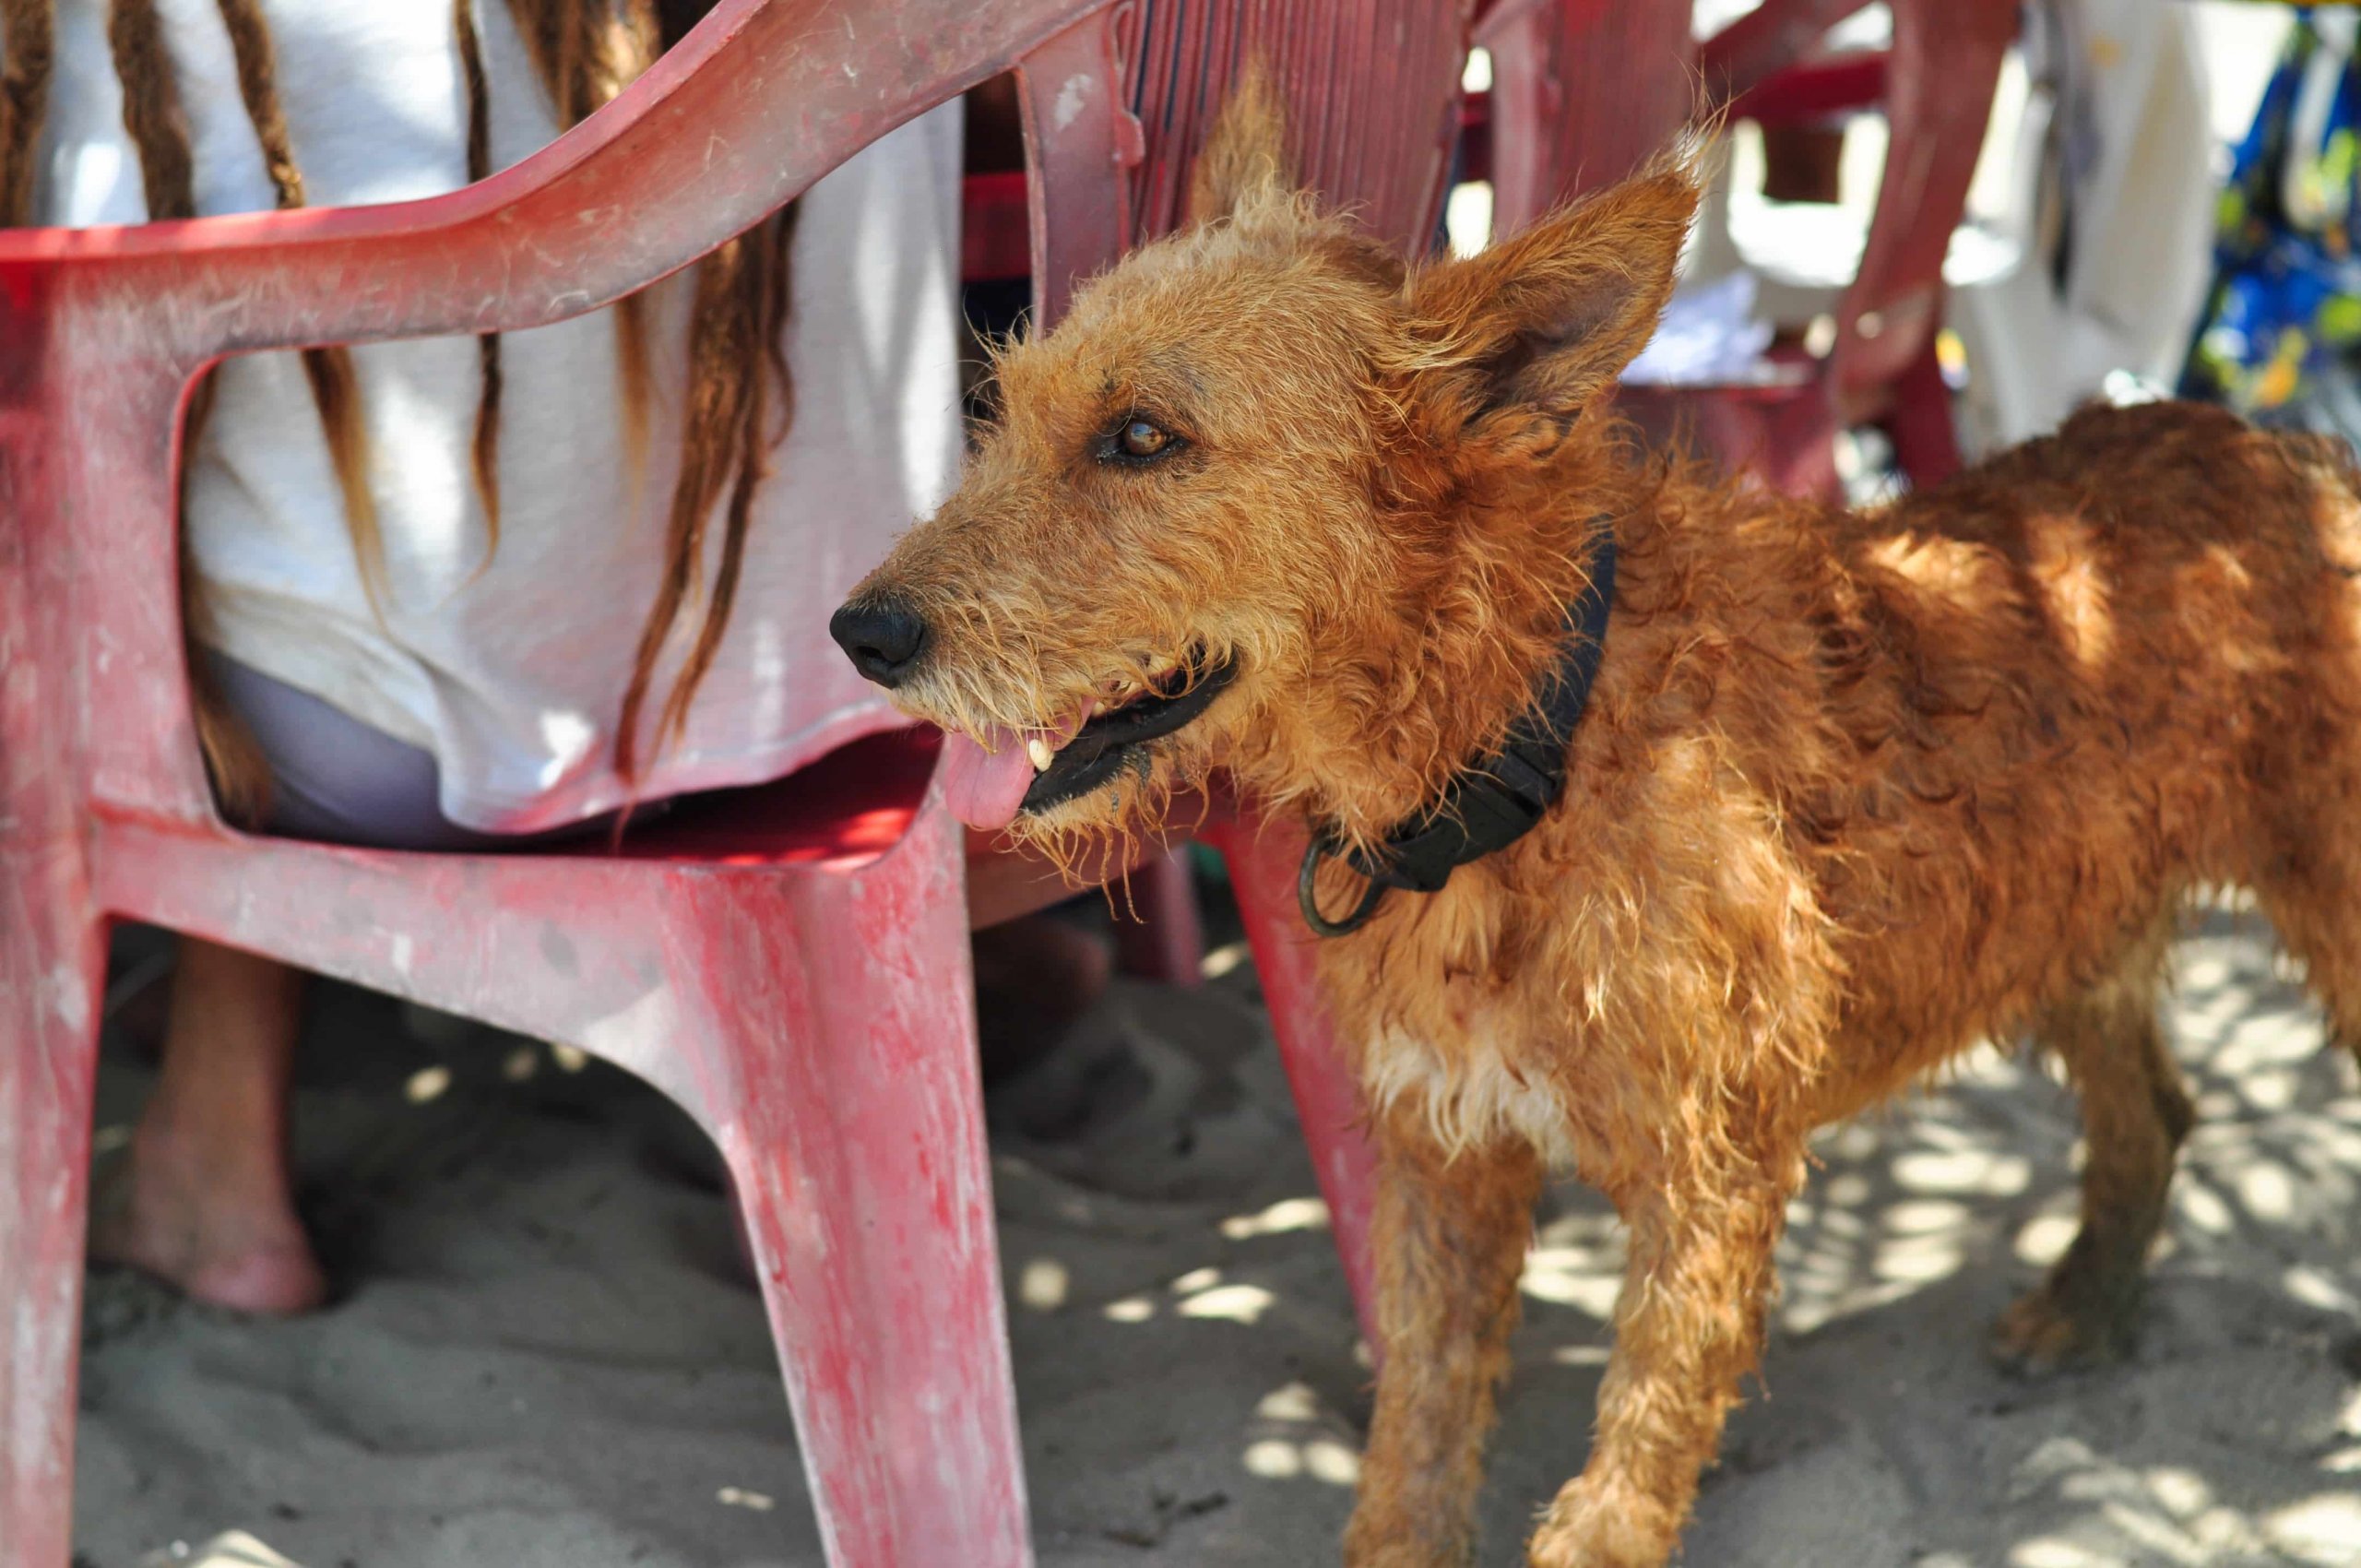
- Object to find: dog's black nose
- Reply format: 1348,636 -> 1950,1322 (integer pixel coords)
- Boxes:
830,596 -> 930,687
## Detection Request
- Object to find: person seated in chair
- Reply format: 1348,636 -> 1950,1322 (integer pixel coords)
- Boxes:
9,0 -> 1104,1313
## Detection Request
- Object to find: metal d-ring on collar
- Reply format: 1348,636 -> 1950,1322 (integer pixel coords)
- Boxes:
1298,519 -> 1619,938
1299,838 -> 1392,938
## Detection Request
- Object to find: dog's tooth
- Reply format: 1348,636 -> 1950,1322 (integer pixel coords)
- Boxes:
1026,736 -> 1056,772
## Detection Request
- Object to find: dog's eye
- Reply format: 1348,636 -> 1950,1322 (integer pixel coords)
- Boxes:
1102,417 -> 1182,466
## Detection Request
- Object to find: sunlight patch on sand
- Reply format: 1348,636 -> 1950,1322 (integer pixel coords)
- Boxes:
1198,941 -> 1252,980
1220,1195 -> 1330,1240
2267,1495 -> 2361,1563
1241,1437 -> 1358,1487
2014,1211 -> 2080,1266
1019,1257 -> 1071,1312
1180,1284 -> 1277,1324
1522,1244 -> 1621,1317
1892,1147 -> 2032,1196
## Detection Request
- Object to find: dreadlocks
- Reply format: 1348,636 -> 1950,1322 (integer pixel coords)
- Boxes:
2,0 -> 802,806
212,0 -> 386,621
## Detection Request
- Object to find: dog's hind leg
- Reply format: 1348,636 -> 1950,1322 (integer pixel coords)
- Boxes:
1991,918 -> 2190,1375
1345,1106 -> 1546,1568
2255,835 -> 2361,1063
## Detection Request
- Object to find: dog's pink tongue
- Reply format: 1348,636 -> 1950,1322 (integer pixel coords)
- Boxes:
940,707 -> 1096,833
941,728 -> 1038,833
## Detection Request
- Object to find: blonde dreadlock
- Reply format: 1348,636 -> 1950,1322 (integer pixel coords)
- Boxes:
0,0 -> 51,225
505,0 -> 660,480
504,0 -> 801,780
452,0 -> 503,560
212,0 -> 386,619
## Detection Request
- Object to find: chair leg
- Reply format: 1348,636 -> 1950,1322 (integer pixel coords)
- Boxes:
1111,845 -> 1205,986
1882,334 -> 1965,489
0,885 -> 106,1568
1203,814 -> 1382,1354
706,848 -> 1030,1568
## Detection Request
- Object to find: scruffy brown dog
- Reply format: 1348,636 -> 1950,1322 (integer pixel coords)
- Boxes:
833,84 -> 2361,1568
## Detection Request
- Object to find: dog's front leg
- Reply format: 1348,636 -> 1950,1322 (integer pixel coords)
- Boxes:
1525,1141 -> 1803,1568
1344,1106 -> 1546,1568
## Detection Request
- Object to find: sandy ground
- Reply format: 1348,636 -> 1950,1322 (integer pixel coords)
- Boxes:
62,20 -> 2354,1563
65,900 -> 2361,1568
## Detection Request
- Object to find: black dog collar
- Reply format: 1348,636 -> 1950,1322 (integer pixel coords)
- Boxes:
1298,521 -> 1618,937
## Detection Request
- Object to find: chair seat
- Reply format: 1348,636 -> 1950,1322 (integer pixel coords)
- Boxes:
85,726 -> 943,875
610,726 -> 941,868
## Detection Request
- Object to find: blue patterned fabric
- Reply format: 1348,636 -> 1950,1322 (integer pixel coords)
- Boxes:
2182,12 -> 2361,428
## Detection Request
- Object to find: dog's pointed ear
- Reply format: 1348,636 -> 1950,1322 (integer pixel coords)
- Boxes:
1403,149 -> 1701,430
1187,63 -> 1294,227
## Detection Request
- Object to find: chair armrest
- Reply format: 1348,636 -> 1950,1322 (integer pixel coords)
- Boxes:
1700,0 -> 1874,106
0,0 -> 1103,362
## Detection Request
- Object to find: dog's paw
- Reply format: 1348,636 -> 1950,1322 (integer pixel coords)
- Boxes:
1988,1284 -> 2138,1378
1526,1479 -> 1679,1568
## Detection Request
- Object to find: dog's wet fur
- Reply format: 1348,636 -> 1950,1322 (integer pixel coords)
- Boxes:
839,78 -> 2361,1568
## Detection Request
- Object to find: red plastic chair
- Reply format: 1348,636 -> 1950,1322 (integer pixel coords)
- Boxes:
1475,0 -> 2015,498
0,4 -> 1097,1565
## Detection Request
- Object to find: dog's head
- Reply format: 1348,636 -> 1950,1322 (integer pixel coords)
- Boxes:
834,76 -> 1698,851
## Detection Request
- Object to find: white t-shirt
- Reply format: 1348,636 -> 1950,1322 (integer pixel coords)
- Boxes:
31,0 -> 960,832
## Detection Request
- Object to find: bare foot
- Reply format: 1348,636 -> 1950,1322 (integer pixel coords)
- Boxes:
89,1133 -> 327,1315
89,938 -> 326,1315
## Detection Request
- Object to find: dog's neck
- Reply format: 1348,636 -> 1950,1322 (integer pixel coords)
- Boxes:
1248,428 -> 1657,852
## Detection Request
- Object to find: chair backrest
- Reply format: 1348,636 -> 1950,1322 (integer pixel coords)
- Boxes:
0,0 -> 1101,365
1016,0 -> 1473,324
1823,0 -> 2015,410
1697,0 -> 1873,105
1477,0 -> 1694,235
1478,0 -> 2012,423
